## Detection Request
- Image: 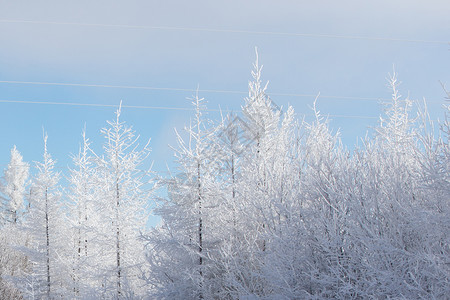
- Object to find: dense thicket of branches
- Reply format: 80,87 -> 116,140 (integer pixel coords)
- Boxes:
0,56 -> 448,299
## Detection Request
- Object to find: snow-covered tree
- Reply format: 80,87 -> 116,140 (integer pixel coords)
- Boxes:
0,146 -> 30,299
20,134 -> 68,299
1,146 -> 29,224
95,104 -> 151,298
221,51 -> 295,298
66,130 -> 101,298
146,93 -> 226,299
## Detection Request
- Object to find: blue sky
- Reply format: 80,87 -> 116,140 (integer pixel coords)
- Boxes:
1,0 -> 449,181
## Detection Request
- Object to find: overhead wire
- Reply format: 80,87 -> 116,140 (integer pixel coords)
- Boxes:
0,19 -> 448,45
0,80 -> 247,96
0,99 -> 216,112
1,80 -> 446,104
0,99 -> 379,119
0,80 -> 390,102
0,80 -> 443,119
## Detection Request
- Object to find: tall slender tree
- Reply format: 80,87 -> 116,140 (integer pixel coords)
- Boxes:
67,130 -> 100,298
0,146 -> 30,299
1,146 -> 29,224
22,134 -> 67,299
96,104 -> 151,298
145,93 -> 223,299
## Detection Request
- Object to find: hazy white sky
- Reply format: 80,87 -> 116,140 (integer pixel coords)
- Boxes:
0,0 -> 449,179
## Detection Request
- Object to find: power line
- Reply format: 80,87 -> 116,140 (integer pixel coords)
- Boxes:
0,99 -> 198,111
0,19 -> 448,45
0,80 -> 386,102
2,80 -> 446,104
0,80 -> 246,95
0,99 -> 379,119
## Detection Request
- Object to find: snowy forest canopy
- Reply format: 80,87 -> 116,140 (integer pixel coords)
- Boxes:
0,56 -> 449,299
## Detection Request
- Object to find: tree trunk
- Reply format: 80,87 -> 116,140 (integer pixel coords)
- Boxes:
116,182 -> 121,298
45,188 -> 51,298
197,162 -> 203,299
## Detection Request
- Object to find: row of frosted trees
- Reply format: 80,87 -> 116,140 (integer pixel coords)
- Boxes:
144,59 -> 449,299
0,56 -> 449,299
0,107 -> 150,299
